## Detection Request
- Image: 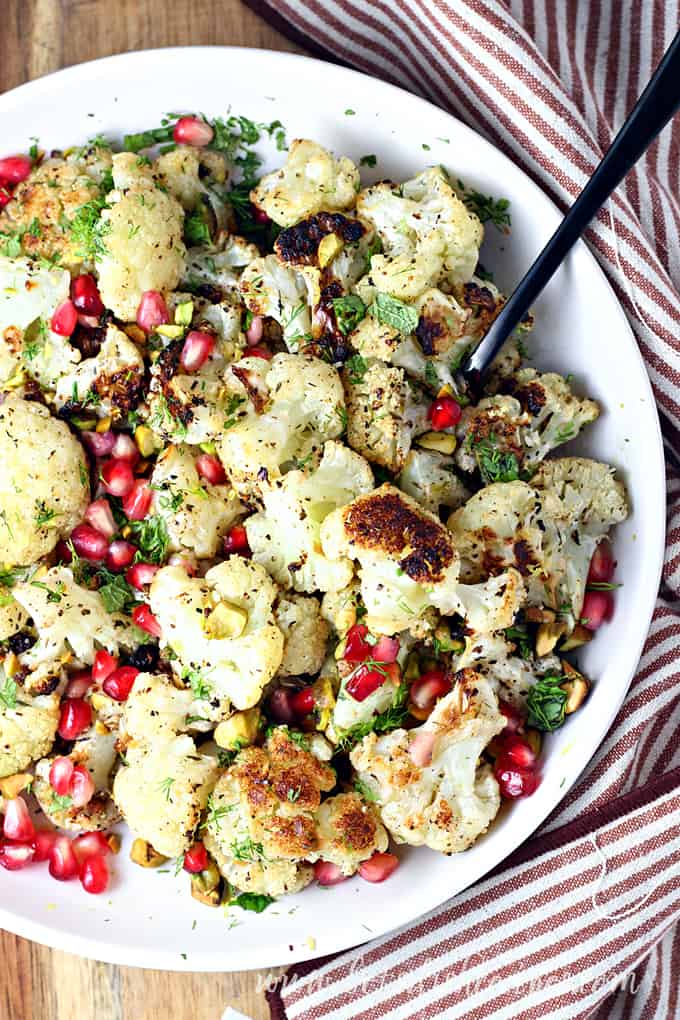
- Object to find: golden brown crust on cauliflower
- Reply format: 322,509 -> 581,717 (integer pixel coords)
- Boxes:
275,596 -> 330,677
251,140 -> 360,227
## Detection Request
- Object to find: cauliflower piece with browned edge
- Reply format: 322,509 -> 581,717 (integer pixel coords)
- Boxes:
314,792 -> 389,874
54,323 -> 144,420
275,595 -> 330,677
33,728 -> 120,831
239,255 -> 315,352
397,447 -> 470,514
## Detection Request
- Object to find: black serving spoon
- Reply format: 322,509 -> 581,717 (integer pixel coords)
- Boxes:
460,28 -> 680,391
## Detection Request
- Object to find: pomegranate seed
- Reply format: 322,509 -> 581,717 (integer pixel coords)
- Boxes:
183,841 -> 209,873
101,458 -> 135,498
102,666 -> 139,702
410,670 -> 452,713
84,498 -> 117,539
57,699 -> 92,741
56,539 -> 73,563
494,754 -> 540,798
372,635 -> 400,663
81,430 -> 115,458
173,116 -> 214,147
122,479 -> 152,521
195,453 -> 226,485
180,330 -> 215,372
80,853 -> 109,894
69,765 -> 95,808
0,186 -> 11,209
343,624 -> 372,664
70,523 -> 108,562
501,734 -> 537,770
70,274 -> 104,316
408,730 -> 436,767
581,590 -> 614,631
111,432 -> 140,464
136,290 -> 169,332
0,155 -> 32,185
49,756 -> 75,796
427,395 -> 462,431
587,540 -> 616,584
0,842 -> 35,871
245,315 -> 264,345
499,699 -> 524,736
253,206 -> 270,225
290,687 -> 316,716
106,539 -> 137,571
32,829 -> 59,862
50,299 -> 78,337
3,796 -> 35,842
267,687 -> 296,724
224,525 -> 250,556
48,835 -> 78,881
313,860 -> 348,886
358,852 -> 399,883
66,670 -> 93,699
346,664 -> 387,702
126,561 -> 159,590
72,831 -> 110,866
93,649 -> 118,685
131,604 -> 161,638
247,345 -> 272,360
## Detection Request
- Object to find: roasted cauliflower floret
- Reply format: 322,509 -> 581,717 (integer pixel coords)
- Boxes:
122,672 -> 193,742
349,315 -> 401,362
239,255 -> 314,351
54,323 -> 144,419
217,353 -> 345,497
0,397 -> 89,567
455,395 -> 525,476
315,792 -> 388,874
343,360 -> 428,472
351,672 -> 503,852
0,687 -> 59,778
275,595 -> 330,677
246,440 -> 374,594
251,139 -> 360,227
149,559 -> 284,712
182,234 -> 260,298
33,728 -> 120,832
154,144 -> 227,211
97,152 -> 186,320
0,594 -> 29,641
150,445 -> 243,558
113,734 -> 218,858
397,448 -> 470,514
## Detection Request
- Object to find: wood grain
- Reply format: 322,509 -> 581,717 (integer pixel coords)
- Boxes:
0,2 -> 306,1017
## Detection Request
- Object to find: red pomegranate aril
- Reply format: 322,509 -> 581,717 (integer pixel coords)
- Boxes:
0,187 -> 11,209
247,345 -> 272,360
56,539 -> 73,564
346,664 -> 387,702
70,523 -> 108,562
253,206 -> 270,224
77,313 -> 102,330
224,525 -> 250,556
3,796 -> 35,842
84,498 -> 117,539
49,756 -> 75,796
427,395 -> 462,431
0,842 -> 35,871
32,829 -> 59,863
50,299 -> 78,337
126,561 -> 159,590
290,686 -> 316,717
180,330 -> 215,372
581,590 -> 614,631
499,699 -> 524,736
72,831 -> 110,866
410,670 -> 452,712
408,730 -> 436,767
122,479 -> 152,521
101,458 -> 135,498
0,155 -> 32,185
245,315 -> 263,345
102,666 -> 139,702
314,860 -> 348,886
136,290 -> 169,332
372,635 -> 400,663
66,670 -> 93,699
173,116 -> 214,147
267,687 -> 296,724
82,429 -> 115,458
494,754 -> 540,798
48,835 -> 78,881
183,841 -> 209,874
111,432 -> 140,464
587,540 -> 616,584
80,853 -> 109,894
58,699 -> 92,741
358,852 -> 400,883
71,274 -> 104,316
69,766 -> 95,808
501,735 -> 537,770
343,623 -> 371,664
168,553 -> 197,575
195,453 -> 226,485
92,649 -> 118,685
132,604 -> 161,638
106,539 -> 137,572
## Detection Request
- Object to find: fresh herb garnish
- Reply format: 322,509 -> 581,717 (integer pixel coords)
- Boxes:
470,435 -> 521,485
360,154 -> 377,167
50,793 -> 73,813
69,191 -> 111,262
184,209 -> 212,247
346,353 -> 369,384
504,623 -> 533,660
229,837 -> 267,863
0,678 -> 17,710
353,778 -> 378,803
369,293 -> 418,335
332,295 -> 366,336
335,682 -> 409,751
34,501 -> 60,528
30,580 -> 65,603
97,569 -> 138,614
526,676 -> 568,731
457,179 -> 511,230
129,515 -> 169,564
157,776 -> 175,801
231,892 -> 274,913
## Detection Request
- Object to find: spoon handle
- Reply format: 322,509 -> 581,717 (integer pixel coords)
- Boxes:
462,28 -> 680,384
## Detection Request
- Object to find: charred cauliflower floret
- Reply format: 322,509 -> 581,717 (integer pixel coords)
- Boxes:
275,595 -> 330,677
54,323 -> 144,419
343,360 -> 428,472
181,234 -> 260,301
0,396 -> 89,567
150,444 -> 243,558
351,672 -> 503,852
455,395 -> 525,476
245,440 -> 374,594
251,139 -> 360,227
239,255 -> 314,352
33,728 -> 120,831
0,686 -> 59,779
348,315 -> 401,362
149,559 -> 284,712
397,448 -> 470,514
217,353 -> 345,497
97,152 -> 186,320
314,792 -> 389,874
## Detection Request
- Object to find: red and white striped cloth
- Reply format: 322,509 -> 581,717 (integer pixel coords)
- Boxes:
244,1 -> 680,1016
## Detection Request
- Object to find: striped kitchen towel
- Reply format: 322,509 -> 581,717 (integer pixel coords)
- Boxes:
246,1 -> 680,1017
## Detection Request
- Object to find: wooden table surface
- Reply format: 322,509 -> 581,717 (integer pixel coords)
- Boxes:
0,3 -> 307,1017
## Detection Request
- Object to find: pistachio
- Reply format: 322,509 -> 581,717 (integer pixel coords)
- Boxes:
190,861 -> 223,905
130,838 -> 168,868
559,624 -> 594,652
525,606 -> 556,624
334,603 -> 356,636
155,323 -> 185,339
123,324 -> 146,344
4,652 -> 19,678
560,661 -> 590,714
0,773 -> 33,799
525,728 -> 543,756
96,416 -> 112,433
416,431 -> 457,455
106,833 -> 122,854
535,620 -> 568,657
135,425 -> 160,458
318,232 -> 344,268
214,708 -> 261,750
205,601 -> 248,640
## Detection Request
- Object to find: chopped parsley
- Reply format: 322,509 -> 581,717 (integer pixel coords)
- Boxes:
526,676 -> 568,731
332,295 -> 366,336
231,892 -> 274,913
346,353 -> 369,384
50,793 -> 73,813
457,180 -> 511,230
360,154 -> 377,167
504,623 -> 533,660
184,668 -> 213,702
129,515 -> 169,564
335,682 -> 409,751
97,569 -> 138,614
353,778 -> 378,803
184,209 -> 212,247
223,394 -> 246,430
470,435 -> 521,485
0,678 -> 17,710
369,293 -> 419,335
30,580 -> 65,603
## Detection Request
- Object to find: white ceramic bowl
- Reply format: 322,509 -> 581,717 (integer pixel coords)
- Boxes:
0,47 -> 665,971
